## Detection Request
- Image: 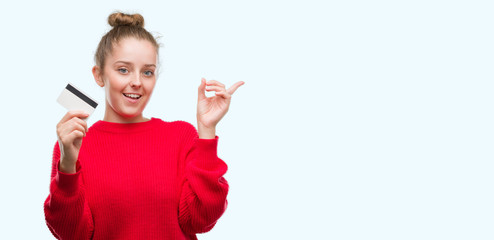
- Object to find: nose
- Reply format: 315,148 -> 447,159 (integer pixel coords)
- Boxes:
130,74 -> 142,88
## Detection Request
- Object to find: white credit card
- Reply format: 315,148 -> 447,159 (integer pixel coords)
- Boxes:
57,83 -> 98,116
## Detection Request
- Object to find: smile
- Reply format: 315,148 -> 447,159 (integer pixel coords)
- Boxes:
123,93 -> 142,99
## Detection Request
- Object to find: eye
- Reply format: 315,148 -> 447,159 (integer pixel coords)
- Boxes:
118,68 -> 128,74
143,70 -> 154,77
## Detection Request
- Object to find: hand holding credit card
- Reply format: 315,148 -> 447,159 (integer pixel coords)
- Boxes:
57,83 -> 98,117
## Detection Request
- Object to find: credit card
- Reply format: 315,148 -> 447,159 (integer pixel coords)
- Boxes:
57,83 -> 98,116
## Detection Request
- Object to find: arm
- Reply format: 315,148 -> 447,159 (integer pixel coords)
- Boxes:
44,142 -> 94,239
178,125 -> 229,234
178,78 -> 241,233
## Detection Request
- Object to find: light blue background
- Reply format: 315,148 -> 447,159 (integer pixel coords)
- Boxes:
0,0 -> 493,239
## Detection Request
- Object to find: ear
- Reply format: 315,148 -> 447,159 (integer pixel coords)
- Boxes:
92,66 -> 105,87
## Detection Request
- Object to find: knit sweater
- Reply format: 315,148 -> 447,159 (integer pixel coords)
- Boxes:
43,118 -> 229,240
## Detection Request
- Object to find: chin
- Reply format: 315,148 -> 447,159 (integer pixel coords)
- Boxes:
113,107 -> 142,118
120,112 -> 143,119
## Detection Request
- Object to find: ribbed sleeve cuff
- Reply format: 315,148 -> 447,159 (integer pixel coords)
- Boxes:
192,136 -> 226,170
55,160 -> 82,195
195,136 -> 219,150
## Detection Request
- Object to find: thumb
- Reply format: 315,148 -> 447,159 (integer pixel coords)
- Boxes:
198,77 -> 207,101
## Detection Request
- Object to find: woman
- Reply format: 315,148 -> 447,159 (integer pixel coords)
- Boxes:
44,12 -> 243,240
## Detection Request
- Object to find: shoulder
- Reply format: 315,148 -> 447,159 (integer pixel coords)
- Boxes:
148,118 -> 197,134
170,120 -> 197,135
147,117 -> 168,129
165,120 -> 198,139
169,120 -> 196,131
153,120 -> 198,150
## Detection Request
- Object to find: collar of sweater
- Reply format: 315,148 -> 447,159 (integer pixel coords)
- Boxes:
90,117 -> 161,134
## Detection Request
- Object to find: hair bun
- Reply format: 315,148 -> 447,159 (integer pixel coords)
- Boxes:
108,12 -> 144,28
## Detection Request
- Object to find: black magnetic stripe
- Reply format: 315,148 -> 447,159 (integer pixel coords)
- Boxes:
66,84 -> 98,108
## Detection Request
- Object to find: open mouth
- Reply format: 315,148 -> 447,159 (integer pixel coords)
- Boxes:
123,93 -> 142,99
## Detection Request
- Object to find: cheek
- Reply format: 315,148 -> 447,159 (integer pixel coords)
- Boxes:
104,77 -> 124,102
105,86 -> 118,107
145,80 -> 157,93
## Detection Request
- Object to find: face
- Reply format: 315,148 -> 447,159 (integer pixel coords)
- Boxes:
93,37 -> 157,123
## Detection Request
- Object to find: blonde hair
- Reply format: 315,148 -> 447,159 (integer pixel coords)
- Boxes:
94,12 -> 159,70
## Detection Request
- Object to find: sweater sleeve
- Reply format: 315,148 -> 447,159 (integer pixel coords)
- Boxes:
178,124 -> 229,234
43,142 -> 94,240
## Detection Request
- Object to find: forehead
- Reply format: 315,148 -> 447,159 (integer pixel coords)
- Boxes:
108,38 -> 157,65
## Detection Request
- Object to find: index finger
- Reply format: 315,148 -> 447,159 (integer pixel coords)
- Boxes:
59,111 -> 90,124
226,81 -> 245,95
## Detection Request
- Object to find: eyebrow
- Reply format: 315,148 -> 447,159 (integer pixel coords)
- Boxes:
113,61 -> 156,68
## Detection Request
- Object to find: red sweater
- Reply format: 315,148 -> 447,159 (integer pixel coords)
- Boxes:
44,118 -> 229,239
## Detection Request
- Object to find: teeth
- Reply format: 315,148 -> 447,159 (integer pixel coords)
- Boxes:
124,93 -> 141,99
